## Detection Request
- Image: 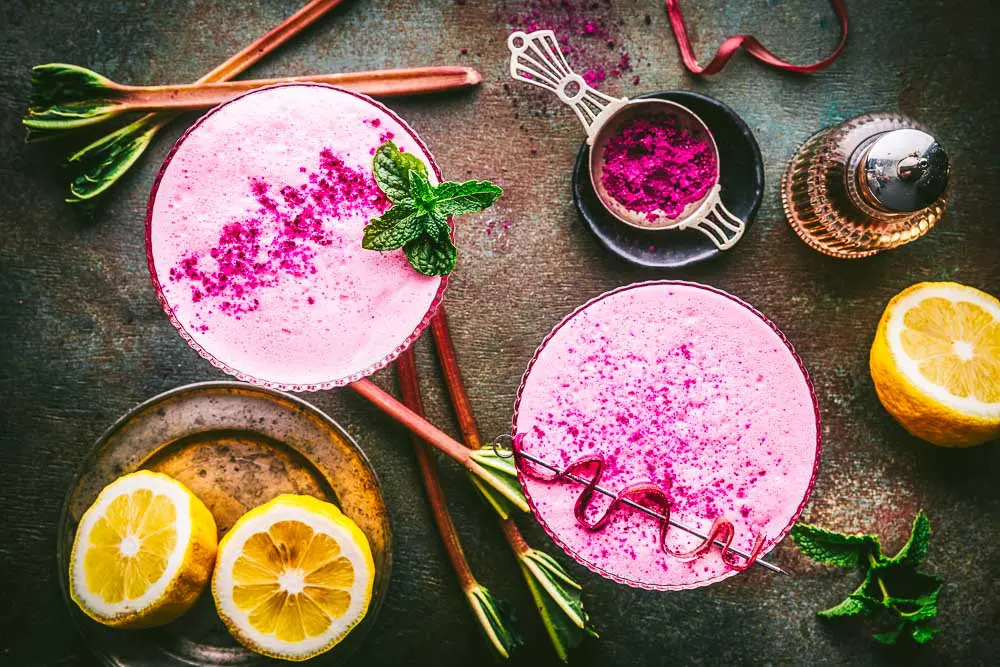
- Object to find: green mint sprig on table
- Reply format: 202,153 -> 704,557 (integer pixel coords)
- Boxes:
791,510 -> 941,645
363,141 -> 502,276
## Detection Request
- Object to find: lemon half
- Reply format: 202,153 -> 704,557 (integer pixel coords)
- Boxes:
212,494 -> 374,662
871,281 -> 1000,446
69,470 -> 218,628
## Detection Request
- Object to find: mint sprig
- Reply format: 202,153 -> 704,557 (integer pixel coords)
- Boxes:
791,510 -> 941,645
363,141 -> 502,276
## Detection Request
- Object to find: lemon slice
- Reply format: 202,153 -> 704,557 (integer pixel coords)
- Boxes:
212,494 -> 374,661
69,470 -> 218,628
871,281 -> 1000,446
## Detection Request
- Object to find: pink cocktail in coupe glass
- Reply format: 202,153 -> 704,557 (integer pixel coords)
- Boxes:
147,83 -> 446,390
147,83 -> 509,501
512,281 -> 821,590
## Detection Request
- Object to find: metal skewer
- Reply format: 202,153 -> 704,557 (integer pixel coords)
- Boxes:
494,439 -> 788,575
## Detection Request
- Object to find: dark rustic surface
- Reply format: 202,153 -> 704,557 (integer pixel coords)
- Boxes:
1,1 -> 999,665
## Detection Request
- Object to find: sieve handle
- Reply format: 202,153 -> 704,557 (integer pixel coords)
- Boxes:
677,184 -> 746,250
507,30 -> 628,144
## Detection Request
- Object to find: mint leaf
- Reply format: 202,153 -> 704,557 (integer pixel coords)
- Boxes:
791,523 -> 881,568
425,209 -> 451,243
875,564 -> 941,602
409,169 -> 436,206
817,595 -> 869,619
818,570 -> 879,619
365,141 -> 501,276
397,149 -> 429,179
404,234 -> 457,276
432,180 -> 504,216
873,623 -> 905,645
362,205 -> 426,251
794,512 -> 942,646
911,623 -> 940,644
887,591 -> 939,623
888,509 -> 931,567
372,141 -> 425,203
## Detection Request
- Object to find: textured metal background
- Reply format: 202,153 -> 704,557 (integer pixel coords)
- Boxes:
1,1 -> 998,665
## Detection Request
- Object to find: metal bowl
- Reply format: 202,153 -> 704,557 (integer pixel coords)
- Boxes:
57,381 -> 391,666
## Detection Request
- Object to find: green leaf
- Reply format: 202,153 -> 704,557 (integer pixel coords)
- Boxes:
397,149 -> 429,179
818,568 -> 879,619
818,596 -> 869,619
911,623 -> 940,644
519,550 -> 597,662
24,102 -> 122,136
791,522 -> 882,568
466,584 -> 522,659
467,473 -> 517,520
466,443 -> 519,519
408,169 -> 436,206
403,234 -> 458,277
361,205 -> 426,251
875,563 -> 941,602
24,64 -> 127,139
65,114 -> 165,202
888,510 -> 931,567
887,592 -> 939,623
873,622 -> 905,645
468,449 -> 528,512
425,209 -> 452,242
29,63 -> 113,106
431,179 -> 503,216
372,141 -> 426,203
365,141 -> 501,276
795,512 -> 943,646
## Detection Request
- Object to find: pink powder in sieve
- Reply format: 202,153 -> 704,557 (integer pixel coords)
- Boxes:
600,114 -> 717,219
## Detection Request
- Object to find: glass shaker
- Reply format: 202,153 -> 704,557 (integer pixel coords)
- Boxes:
781,112 -> 950,258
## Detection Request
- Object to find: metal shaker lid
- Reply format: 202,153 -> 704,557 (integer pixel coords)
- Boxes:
858,129 -> 949,212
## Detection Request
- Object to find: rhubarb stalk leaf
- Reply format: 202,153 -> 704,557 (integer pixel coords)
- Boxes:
466,584 -> 522,659
518,549 -> 598,662
64,114 -> 164,202
468,449 -> 529,513
24,63 -> 123,137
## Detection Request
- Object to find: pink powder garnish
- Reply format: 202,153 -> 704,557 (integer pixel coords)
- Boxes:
506,1 -> 635,85
582,67 -> 606,86
168,148 -> 389,320
600,114 -> 717,219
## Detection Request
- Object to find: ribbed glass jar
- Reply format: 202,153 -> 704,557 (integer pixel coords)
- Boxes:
781,112 -> 947,258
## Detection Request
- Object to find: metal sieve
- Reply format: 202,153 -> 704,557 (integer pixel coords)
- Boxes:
508,30 -> 745,250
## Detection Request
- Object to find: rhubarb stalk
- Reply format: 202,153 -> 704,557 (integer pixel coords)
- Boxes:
432,307 -> 525,519
349,378 -> 529,512
396,348 -> 521,659
25,64 -> 481,137
429,306 -> 598,662
56,0 -> 347,202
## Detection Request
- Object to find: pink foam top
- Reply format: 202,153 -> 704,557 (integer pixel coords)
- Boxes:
513,281 -> 820,590
147,84 -> 445,389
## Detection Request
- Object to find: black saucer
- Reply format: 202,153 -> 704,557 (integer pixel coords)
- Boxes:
572,90 -> 764,268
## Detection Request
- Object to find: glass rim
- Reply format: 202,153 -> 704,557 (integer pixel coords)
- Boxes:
145,82 -> 450,391
510,279 -> 823,591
